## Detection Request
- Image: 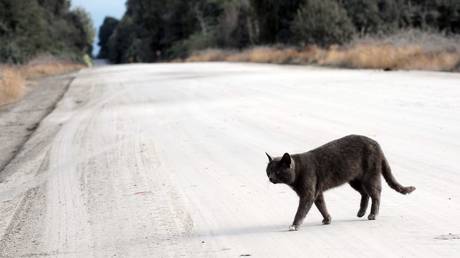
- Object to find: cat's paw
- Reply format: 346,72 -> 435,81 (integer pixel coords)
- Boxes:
322,216 -> 331,225
368,214 -> 376,220
357,210 -> 366,218
289,225 -> 298,231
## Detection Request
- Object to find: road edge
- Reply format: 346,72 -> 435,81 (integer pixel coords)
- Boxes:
0,74 -> 77,177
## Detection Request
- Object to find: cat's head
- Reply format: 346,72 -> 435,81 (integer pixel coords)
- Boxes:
265,152 -> 296,185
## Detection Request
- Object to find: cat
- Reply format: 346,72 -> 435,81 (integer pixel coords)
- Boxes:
265,135 -> 415,231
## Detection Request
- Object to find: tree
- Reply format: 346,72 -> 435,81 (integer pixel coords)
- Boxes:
38,0 -> 70,16
292,0 -> 355,46
341,0 -> 383,35
0,0 -> 49,63
215,0 -> 253,48
67,7 -> 95,57
251,0 -> 303,43
377,0 -> 402,32
98,17 -> 119,58
0,0 -> 94,63
107,15 -> 149,63
103,0 -> 460,64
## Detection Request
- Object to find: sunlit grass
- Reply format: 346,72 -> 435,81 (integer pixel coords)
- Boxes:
0,56 -> 85,106
187,31 -> 460,72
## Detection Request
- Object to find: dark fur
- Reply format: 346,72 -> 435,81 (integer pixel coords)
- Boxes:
265,135 -> 415,231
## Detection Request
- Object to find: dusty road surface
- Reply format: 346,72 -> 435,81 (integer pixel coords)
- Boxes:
1,63 -> 459,257
0,75 -> 75,172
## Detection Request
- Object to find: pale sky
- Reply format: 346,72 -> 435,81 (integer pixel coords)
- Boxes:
71,0 -> 126,56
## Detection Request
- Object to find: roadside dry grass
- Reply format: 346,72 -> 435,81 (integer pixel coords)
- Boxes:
319,44 -> 460,71
0,56 -> 85,106
187,30 -> 460,72
0,67 -> 26,106
19,55 -> 86,79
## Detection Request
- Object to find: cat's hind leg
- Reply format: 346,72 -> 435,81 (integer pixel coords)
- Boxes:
314,192 -> 331,224
349,180 -> 369,217
362,176 -> 382,220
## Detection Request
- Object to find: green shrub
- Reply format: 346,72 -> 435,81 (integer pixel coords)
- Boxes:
0,41 -> 26,64
0,0 -> 94,64
168,32 -> 217,59
291,0 -> 355,46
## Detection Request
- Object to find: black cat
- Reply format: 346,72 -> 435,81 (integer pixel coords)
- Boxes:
265,135 -> 415,231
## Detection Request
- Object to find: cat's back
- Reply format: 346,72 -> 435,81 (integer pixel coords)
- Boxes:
309,134 -> 380,156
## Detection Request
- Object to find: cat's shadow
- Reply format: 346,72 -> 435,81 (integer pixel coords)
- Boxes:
196,218 -> 366,237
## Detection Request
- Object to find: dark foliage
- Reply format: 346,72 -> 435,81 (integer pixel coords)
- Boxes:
291,0 -> 355,46
250,0 -> 303,44
98,17 -> 119,58
103,0 -> 460,64
0,0 -> 94,64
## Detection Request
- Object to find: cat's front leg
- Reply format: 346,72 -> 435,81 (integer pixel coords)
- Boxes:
290,196 -> 314,231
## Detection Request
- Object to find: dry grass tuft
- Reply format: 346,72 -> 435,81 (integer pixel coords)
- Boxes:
187,30 -> 460,72
186,49 -> 235,62
320,43 -> 460,71
19,55 -> 85,79
186,47 -> 318,64
1,55 -> 85,106
0,67 -> 26,106
232,47 -> 301,64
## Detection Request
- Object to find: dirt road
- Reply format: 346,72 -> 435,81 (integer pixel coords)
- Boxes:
1,63 -> 459,257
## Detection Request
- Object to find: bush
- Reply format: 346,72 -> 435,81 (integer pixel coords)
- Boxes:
0,42 -> 26,64
0,0 -> 94,64
342,0 -> 384,35
168,32 -> 218,59
291,0 -> 355,46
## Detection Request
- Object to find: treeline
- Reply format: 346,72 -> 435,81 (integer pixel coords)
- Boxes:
0,0 -> 94,64
99,0 -> 460,64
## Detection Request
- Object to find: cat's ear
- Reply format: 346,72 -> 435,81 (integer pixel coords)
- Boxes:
280,153 -> 291,166
265,152 -> 272,162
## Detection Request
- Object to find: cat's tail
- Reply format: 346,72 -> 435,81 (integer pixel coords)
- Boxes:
381,157 -> 416,194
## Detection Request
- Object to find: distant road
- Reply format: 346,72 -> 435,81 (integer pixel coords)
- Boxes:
92,59 -> 109,66
1,63 -> 459,257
